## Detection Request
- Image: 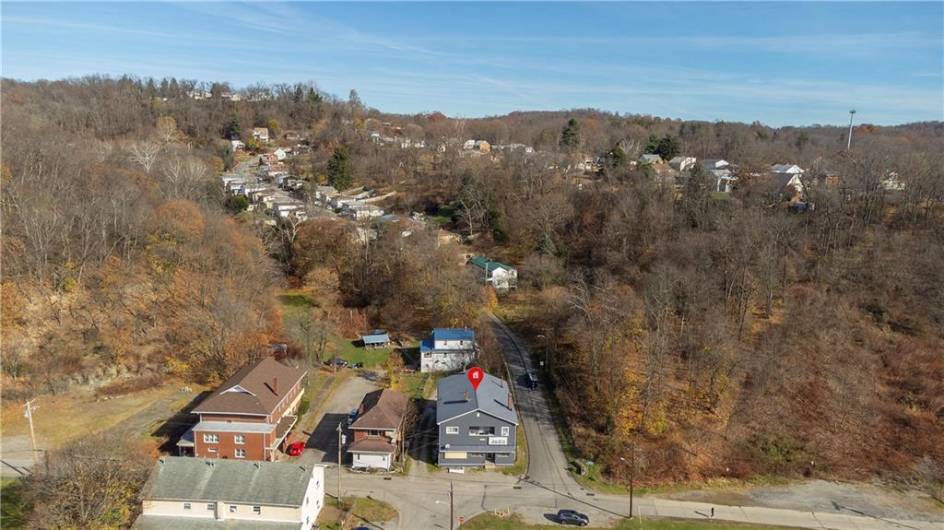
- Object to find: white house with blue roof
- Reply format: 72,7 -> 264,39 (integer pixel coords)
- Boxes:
420,328 -> 477,373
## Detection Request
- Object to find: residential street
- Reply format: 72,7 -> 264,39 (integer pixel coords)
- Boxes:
487,312 -> 580,498
329,468 -> 944,530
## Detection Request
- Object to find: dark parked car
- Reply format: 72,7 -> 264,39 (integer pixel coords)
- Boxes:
526,371 -> 539,390
326,357 -> 349,368
351,361 -> 364,369
556,510 -> 589,526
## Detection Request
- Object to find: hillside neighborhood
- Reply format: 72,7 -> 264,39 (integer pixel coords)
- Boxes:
2,3 -> 943,528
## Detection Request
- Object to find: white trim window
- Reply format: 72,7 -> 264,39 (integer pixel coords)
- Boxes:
501,426 -> 510,437
229,505 -> 238,514
203,434 -> 219,443
252,506 -> 261,514
445,426 -> 459,435
183,503 -> 192,510
235,448 -> 247,459
234,434 -> 246,445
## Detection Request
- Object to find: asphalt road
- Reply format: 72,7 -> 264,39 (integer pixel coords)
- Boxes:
487,312 -> 580,499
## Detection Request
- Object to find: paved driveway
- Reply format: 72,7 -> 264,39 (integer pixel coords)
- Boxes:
297,371 -> 380,466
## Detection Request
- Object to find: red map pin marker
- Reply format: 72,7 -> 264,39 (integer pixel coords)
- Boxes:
466,367 -> 484,391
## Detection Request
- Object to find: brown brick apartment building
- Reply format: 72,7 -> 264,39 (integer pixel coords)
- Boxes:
177,357 -> 307,461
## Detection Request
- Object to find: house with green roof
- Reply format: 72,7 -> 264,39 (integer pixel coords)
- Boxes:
134,457 -> 324,529
468,256 -> 517,291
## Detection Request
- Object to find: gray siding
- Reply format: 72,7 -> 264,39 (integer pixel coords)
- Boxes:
438,411 -> 516,467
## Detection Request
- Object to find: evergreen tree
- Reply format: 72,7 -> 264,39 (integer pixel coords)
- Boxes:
607,146 -> 627,169
644,134 -> 680,160
682,162 -> 713,228
559,118 -> 580,149
656,135 -> 681,160
327,145 -> 354,191
222,115 -> 240,140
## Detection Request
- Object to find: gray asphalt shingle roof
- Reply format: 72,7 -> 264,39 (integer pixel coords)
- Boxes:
436,372 -> 518,425
142,457 -> 314,507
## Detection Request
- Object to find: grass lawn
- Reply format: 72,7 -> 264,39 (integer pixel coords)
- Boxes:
295,370 -> 347,435
461,513 -> 795,530
328,335 -> 393,368
500,424 -> 529,476
278,289 -> 392,368
0,383 -> 186,447
317,496 -> 397,530
429,203 -> 458,227
0,478 -> 28,528
394,372 -> 431,399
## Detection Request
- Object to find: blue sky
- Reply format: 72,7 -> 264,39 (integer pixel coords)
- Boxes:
2,2 -> 942,126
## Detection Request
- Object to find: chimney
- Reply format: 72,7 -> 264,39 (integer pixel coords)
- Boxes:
272,377 -> 279,394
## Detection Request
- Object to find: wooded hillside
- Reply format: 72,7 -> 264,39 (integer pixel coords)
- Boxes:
2,76 -> 942,494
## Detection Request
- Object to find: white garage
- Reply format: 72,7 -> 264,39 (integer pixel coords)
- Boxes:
351,449 -> 392,470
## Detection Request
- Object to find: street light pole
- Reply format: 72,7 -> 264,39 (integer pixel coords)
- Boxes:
846,109 -> 856,151
620,445 -> 637,520
24,400 -> 38,465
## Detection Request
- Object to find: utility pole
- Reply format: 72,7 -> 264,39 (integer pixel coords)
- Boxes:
620,444 -> 637,519
449,480 -> 455,530
24,400 -> 38,465
336,422 -> 344,504
846,109 -> 856,151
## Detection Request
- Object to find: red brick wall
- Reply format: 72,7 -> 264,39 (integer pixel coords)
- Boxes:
194,430 -> 268,460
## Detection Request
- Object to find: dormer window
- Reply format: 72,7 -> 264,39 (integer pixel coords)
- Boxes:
221,384 -> 256,396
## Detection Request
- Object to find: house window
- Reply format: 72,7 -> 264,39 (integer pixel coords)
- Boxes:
235,448 -> 246,458
252,506 -> 261,514
469,426 -> 494,436
229,505 -> 238,514
501,426 -> 510,437
206,503 -> 215,511
183,503 -> 192,510
234,435 -> 246,445
203,434 -> 219,443
368,429 -> 383,437
445,426 -> 459,435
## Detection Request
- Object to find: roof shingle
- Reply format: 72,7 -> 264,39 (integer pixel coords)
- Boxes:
192,357 -> 307,416
351,389 -> 409,431
142,457 -> 316,506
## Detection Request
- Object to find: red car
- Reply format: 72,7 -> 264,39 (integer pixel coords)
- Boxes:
286,441 -> 306,456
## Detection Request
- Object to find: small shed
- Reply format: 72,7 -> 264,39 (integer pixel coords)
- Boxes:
361,330 -> 391,349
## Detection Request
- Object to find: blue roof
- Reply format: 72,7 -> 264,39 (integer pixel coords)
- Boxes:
432,328 -> 475,342
420,338 -> 435,353
361,330 -> 390,345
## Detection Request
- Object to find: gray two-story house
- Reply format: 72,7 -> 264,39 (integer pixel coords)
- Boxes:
436,371 -> 518,471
